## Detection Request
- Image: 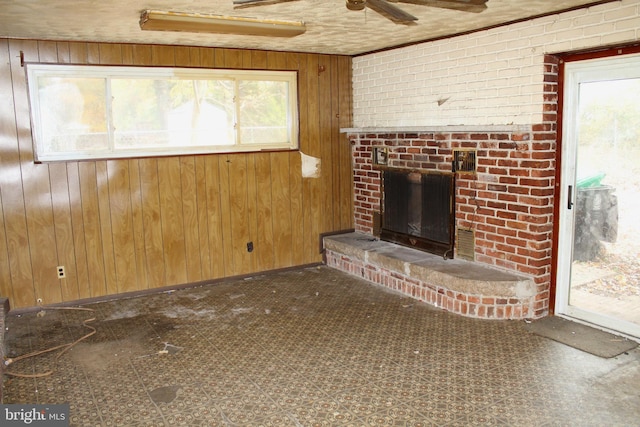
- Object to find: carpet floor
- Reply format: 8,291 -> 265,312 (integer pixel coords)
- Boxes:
2,266 -> 640,426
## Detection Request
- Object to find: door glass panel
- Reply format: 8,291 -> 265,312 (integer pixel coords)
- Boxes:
568,77 -> 640,332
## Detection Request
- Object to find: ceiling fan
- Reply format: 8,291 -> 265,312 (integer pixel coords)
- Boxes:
233,0 -> 488,24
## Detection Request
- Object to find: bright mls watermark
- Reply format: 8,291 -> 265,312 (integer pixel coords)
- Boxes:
0,404 -> 69,426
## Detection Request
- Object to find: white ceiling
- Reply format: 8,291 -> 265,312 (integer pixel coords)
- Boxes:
0,0 -> 617,56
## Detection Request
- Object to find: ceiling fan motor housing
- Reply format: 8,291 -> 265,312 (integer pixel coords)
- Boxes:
346,0 -> 366,11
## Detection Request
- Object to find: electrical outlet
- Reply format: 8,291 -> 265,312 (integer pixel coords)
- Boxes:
57,266 -> 66,279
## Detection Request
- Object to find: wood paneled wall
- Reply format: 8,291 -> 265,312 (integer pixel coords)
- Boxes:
0,39 -> 353,309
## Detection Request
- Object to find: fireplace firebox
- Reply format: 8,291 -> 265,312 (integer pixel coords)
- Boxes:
381,169 -> 455,258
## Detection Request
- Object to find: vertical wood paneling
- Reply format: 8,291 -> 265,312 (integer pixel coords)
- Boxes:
69,42 -> 88,64
288,53 -> 306,267
175,46 -> 191,66
57,42 -> 71,64
128,160 -> 149,290
338,56 -> 354,230
95,161 -> 116,297
78,162 -> 105,298
0,40 -> 33,306
195,157 -> 212,279
227,154 -> 253,276
151,45 -> 174,66
138,159 -> 166,287
157,157 -> 188,285
121,45 -> 133,64
189,47 -> 201,66
222,48 -> 242,69
205,156 -> 225,277
180,157 -> 203,282
330,56 -> 342,230
132,45 -> 152,65
251,51 -> 268,69
0,39 -> 353,309
49,165 -> 80,301
218,155 -> 234,276
66,163 -> 91,299
246,155 -> 259,272
87,43 -> 100,64
254,153 -> 274,271
107,160 -> 137,293
319,54 -> 335,234
99,44 -> 122,64
303,54 -> 322,264
270,152 -> 292,268
12,40 -> 61,305
241,50 -> 253,68
37,41 -> 57,62
200,47 -> 214,68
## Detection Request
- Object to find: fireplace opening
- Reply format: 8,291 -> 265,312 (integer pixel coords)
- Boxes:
381,169 -> 455,258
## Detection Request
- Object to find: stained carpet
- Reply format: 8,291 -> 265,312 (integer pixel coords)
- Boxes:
3,266 -> 640,426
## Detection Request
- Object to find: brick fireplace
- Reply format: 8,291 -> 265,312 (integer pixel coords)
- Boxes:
325,124 -> 556,320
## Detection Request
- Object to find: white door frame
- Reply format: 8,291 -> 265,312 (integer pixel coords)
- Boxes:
556,53 -> 640,339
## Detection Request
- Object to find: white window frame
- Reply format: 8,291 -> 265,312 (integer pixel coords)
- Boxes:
25,64 -> 299,162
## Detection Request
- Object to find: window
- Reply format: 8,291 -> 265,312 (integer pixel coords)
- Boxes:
25,64 -> 299,161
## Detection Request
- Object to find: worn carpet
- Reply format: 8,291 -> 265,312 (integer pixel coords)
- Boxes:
3,266 -> 640,425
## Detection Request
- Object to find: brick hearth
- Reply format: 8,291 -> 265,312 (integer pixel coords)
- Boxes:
325,232 -> 536,320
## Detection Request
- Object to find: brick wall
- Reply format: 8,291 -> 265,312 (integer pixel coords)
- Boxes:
349,117 -> 558,317
352,0 -> 640,128
347,0 -> 640,317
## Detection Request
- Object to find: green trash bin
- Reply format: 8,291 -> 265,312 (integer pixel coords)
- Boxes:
576,172 -> 606,189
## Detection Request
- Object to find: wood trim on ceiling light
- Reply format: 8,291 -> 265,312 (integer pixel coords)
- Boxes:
139,10 -> 306,37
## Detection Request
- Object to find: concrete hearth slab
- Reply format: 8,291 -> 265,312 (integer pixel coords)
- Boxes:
324,233 -> 383,261
324,232 -> 535,299
367,244 -> 435,273
409,259 -> 535,298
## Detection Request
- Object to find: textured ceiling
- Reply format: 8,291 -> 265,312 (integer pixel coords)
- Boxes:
0,0 -> 616,56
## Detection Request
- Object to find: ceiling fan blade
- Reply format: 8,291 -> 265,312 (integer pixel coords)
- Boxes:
233,0 -> 301,8
397,0 -> 488,13
367,0 -> 418,23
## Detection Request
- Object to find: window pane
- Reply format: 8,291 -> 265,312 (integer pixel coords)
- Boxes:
112,78 -> 235,149
239,80 -> 289,144
193,80 -> 235,146
37,77 -> 108,153
27,65 -> 298,161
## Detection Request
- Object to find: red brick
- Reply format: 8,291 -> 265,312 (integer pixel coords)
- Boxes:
511,133 -> 531,141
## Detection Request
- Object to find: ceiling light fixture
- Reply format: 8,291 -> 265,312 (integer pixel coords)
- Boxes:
139,10 -> 306,37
